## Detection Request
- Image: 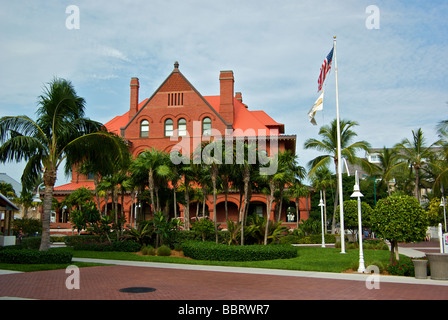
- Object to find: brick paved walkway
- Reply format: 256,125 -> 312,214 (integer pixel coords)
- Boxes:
1,263 -> 448,301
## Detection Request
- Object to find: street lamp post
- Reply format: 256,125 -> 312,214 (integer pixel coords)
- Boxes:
32,183 -> 44,203
318,190 -> 326,248
351,170 -> 366,273
440,196 -> 447,233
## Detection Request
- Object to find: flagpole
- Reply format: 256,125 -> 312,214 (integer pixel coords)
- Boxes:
334,35 -> 346,254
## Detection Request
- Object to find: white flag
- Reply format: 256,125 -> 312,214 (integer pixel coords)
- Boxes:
308,90 -> 324,126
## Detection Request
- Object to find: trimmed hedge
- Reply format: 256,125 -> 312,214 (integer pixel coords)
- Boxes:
72,240 -> 141,252
64,235 -> 102,247
182,241 -> 298,261
0,249 -> 72,264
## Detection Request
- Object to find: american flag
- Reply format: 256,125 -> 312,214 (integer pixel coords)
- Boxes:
317,48 -> 334,92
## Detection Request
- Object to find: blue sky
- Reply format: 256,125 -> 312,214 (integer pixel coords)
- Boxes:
0,0 -> 447,188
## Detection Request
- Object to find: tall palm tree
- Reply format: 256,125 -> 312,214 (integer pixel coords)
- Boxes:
395,128 -> 435,203
132,148 -> 170,215
310,166 -> 334,231
274,150 -> 306,222
0,78 -> 129,251
431,120 -> 448,196
372,147 -> 401,196
304,119 -> 371,233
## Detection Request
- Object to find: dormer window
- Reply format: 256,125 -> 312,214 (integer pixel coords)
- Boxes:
168,93 -> 184,106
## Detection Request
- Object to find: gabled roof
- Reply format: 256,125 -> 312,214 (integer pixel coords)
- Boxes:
121,64 -> 229,133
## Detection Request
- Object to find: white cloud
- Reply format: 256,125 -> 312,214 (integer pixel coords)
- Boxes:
0,0 -> 447,186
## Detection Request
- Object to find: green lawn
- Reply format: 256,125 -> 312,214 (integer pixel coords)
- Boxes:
66,246 -> 398,273
0,246 -> 404,274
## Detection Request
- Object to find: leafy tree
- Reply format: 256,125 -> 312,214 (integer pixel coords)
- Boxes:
371,195 -> 428,262
12,217 -> 42,237
64,187 -> 94,210
70,200 -> 100,235
426,197 -> 446,226
191,217 -> 216,241
336,200 -> 373,236
0,78 -> 129,251
0,181 -> 16,199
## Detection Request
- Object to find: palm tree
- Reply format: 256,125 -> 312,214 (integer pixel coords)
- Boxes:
234,141 -> 260,245
132,148 -> 170,215
0,78 -> 129,251
310,166 -> 334,231
304,119 -> 371,233
274,150 -> 306,222
395,128 -> 435,203
431,121 -> 448,196
372,147 -> 401,196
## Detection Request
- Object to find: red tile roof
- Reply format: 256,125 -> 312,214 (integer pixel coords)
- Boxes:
203,96 -> 283,136
54,181 -> 95,192
105,99 -> 149,134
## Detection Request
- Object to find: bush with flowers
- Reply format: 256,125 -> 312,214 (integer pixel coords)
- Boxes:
386,259 -> 415,277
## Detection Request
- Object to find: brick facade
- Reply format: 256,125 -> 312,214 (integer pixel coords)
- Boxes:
53,62 -> 308,231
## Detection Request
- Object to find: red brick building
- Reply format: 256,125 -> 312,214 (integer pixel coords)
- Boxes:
52,62 -> 308,231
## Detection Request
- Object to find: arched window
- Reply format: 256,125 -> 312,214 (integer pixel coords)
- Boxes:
178,118 -> 187,136
140,120 -> 149,138
202,117 -> 211,136
165,119 -> 174,137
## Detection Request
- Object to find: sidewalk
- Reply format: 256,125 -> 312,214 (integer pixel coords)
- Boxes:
1,240 -> 447,300
71,256 -> 448,286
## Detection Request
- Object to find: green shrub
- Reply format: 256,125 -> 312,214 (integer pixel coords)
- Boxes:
182,241 -> 298,261
21,237 -> 42,250
0,249 -> 72,264
157,245 -> 172,256
64,235 -> 102,247
141,245 -> 156,256
12,217 -> 41,237
386,259 -> 414,276
72,240 -> 141,252
50,236 -> 66,243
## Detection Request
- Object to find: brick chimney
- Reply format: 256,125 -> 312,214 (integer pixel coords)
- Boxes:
219,70 -> 234,126
129,77 -> 139,120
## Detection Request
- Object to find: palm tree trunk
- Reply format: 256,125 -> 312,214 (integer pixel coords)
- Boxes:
264,181 -> 275,245
184,176 -> 190,230
212,171 -> 218,244
240,166 -> 250,246
173,187 -> 177,218
149,168 -> 155,215
39,168 -> 57,251
415,166 -> 420,203
94,173 -> 101,212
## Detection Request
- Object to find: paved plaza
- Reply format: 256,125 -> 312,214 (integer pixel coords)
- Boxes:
0,242 -> 447,302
